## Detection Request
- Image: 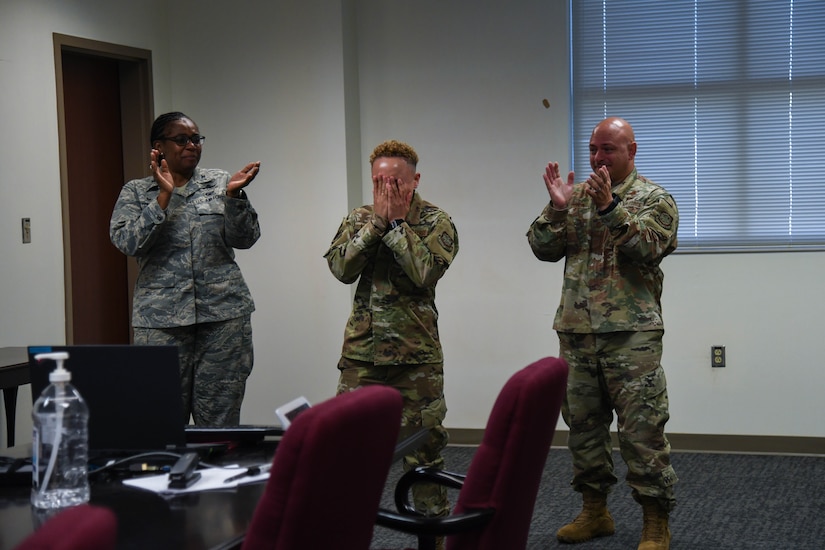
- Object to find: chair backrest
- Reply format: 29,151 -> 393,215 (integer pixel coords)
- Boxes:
449,357 -> 568,550
241,385 -> 404,550
16,504 -> 117,550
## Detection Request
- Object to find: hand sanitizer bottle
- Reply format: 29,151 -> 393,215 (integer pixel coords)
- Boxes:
31,351 -> 90,509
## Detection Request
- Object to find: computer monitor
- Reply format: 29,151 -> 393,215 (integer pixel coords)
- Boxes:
28,345 -> 186,455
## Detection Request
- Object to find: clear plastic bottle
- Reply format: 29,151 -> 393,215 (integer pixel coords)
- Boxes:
31,351 -> 90,509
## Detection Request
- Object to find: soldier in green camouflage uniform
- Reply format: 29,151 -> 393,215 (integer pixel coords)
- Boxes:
110,112 -> 261,427
324,140 -> 458,521
527,118 -> 678,550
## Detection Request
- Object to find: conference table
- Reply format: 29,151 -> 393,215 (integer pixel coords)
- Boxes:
0,428 -> 428,549
0,346 -> 28,447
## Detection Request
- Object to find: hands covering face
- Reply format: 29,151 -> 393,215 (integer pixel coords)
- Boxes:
371,156 -> 419,227
373,174 -> 414,223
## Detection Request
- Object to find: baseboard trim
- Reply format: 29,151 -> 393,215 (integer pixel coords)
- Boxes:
447,428 -> 825,456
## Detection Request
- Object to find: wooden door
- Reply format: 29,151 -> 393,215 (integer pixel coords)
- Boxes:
62,51 -> 130,344
54,34 -> 153,344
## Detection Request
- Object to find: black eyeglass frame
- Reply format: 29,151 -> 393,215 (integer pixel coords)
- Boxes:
160,134 -> 206,146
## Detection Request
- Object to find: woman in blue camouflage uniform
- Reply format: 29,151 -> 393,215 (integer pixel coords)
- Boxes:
110,112 -> 261,426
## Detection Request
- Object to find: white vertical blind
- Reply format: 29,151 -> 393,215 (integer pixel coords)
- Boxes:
571,0 -> 825,251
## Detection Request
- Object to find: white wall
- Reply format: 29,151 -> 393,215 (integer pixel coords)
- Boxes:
0,0 -> 165,344
1,0 -> 823,448
0,0 -> 173,444
163,0 -> 355,425
353,0 -> 572,426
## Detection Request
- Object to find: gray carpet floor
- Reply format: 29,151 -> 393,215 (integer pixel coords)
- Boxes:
371,446 -> 825,549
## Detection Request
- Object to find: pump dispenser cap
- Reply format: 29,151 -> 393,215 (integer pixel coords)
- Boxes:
34,351 -> 72,383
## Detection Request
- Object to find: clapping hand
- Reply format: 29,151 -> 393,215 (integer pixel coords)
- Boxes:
150,149 -> 174,194
227,162 -> 261,197
543,162 -> 576,209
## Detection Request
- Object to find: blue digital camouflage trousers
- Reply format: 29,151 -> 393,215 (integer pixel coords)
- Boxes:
558,330 -> 677,510
134,314 -> 253,426
337,357 -> 449,517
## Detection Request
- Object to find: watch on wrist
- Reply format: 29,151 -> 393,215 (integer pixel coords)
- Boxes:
598,193 -> 620,215
389,218 -> 405,230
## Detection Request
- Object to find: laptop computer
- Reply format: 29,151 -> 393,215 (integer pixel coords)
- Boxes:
28,345 -> 186,457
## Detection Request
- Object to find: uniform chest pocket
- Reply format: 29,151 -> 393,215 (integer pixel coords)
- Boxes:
194,197 -> 226,244
194,195 -> 225,215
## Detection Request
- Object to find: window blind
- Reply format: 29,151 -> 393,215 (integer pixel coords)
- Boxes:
571,0 -> 825,252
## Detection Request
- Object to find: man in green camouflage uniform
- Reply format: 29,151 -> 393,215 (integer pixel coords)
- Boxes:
527,118 -> 678,550
324,140 -> 458,523
110,112 -> 261,427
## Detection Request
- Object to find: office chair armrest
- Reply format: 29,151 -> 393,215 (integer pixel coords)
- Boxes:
393,467 -> 466,514
375,507 -> 495,537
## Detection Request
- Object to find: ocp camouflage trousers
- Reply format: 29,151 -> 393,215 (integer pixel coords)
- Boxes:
558,330 -> 677,510
337,357 -> 450,517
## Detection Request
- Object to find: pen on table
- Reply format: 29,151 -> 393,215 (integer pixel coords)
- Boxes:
129,463 -> 170,473
223,464 -> 272,484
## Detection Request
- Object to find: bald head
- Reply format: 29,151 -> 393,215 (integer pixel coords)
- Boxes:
595,117 -> 635,142
589,117 -> 637,184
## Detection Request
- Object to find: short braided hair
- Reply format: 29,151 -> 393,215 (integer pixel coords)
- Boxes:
150,112 -> 192,145
369,140 -> 419,168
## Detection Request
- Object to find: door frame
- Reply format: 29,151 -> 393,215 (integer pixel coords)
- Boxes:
53,33 -> 153,344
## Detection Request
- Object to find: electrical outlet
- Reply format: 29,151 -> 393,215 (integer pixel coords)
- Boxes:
711,345 -> 725,368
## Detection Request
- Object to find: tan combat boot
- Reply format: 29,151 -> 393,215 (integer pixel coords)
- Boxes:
637,497 -> 671,550
556,487 -> 615,543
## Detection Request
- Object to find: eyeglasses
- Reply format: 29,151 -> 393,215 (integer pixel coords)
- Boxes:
160,134 -> 206,146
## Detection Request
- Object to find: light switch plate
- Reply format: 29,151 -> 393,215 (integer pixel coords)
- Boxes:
22,218 -> 31,244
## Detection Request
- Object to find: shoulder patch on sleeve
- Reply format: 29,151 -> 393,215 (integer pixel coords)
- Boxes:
656,211 -> 674,229
438,231 -> 454,253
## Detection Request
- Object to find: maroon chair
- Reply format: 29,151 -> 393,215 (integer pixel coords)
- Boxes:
15,504 -> 117,550
241,385 -> 403,550
376,356 -> 569,550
